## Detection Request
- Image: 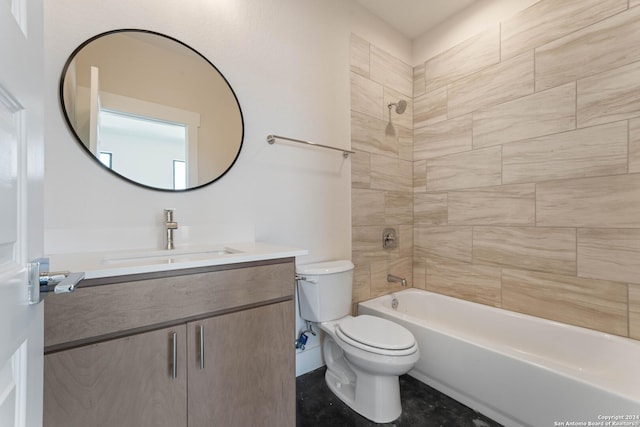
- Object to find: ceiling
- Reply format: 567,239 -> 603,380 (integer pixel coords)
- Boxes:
356,0 -> 478,39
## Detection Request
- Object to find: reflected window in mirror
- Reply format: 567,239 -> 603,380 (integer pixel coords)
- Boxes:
99,110 -> 187,190
173,160 -> 186,190
99,151 -> 112,168
60,29 -> 244,191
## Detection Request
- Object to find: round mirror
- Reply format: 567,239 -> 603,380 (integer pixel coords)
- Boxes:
60,29 -> 244,191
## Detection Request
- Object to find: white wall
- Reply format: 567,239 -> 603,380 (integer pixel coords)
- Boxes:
43,0 -> 409,376
44,0 -> 358,253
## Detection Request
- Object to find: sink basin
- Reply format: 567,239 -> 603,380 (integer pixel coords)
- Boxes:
102,247 -> 242,264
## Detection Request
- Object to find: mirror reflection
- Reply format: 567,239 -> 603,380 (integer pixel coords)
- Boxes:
60,29 -> 244,191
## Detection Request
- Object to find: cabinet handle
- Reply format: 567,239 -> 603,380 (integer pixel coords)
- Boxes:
199,325 -> 205,370
171,331 -> 178,379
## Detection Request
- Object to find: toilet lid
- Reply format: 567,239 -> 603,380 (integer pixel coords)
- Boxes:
336,315 -> 415,351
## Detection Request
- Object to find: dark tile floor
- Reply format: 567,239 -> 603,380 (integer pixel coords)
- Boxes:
296,367 -> 503,427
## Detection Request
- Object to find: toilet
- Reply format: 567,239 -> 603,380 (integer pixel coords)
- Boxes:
296,260 -> 419,423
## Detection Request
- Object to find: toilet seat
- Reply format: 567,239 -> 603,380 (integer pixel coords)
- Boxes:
335,315 -> 417,356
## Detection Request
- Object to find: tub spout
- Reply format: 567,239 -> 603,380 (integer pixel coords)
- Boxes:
387,274 -> 407,287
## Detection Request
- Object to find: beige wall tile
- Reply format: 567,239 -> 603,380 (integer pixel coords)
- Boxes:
578,228 -> 640,285
370,45 -> 412,97
502,0 -> 627,60
414,226 -> 472,263
414,193 -> 447,225
426,146 -> 501,192
352,263 -> 371,303
353,225 -> 413,265
425,26 -> 500,92
413,259 -> 426,290
352,189 -> 384,226
630,119 -> 640,174
385,191 -> 413,225
352,226 -> 391,265
371,257 -> 412,296
448,51 -> 534,118
426,256 -> 501,307
448,184 -> 535,226
351,111 -> 397,157
537,174 -> 640,227
414,87 -> 447,128
395,125 -> 413,162
414,114 -> 472,161
632,0 -> 640,7
630,284 -> 640,340
413,160 -> 426,193
577,60 -> 640,128
384,87 -> 412,130
502,121 -> 628,184
473,226 -> 576,275
370,154 -> 412,192
413,64 -> 425,97
473,83 -> 576,149
351,150 -> 370,189
351,72 -> 383,120
502,268 -> 628,336
350,33 -> 370,77
396,224 -> 414,259
536,6 -> 640,91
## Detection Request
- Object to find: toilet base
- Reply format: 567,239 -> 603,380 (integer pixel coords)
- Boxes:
324,366 -> 402,423
322,335 -> 403,423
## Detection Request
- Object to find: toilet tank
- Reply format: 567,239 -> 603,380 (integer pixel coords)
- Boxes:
296,260 -> 354,322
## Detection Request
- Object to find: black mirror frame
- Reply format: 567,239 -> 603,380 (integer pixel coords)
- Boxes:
59,28 -> 245,192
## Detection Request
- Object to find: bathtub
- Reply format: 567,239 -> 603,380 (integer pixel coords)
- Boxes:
358,289 -> 640,427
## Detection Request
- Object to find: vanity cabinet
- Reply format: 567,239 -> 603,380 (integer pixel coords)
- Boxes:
44,325 -> 188,427
43,259 -> 295,427
187,301 -> 293,426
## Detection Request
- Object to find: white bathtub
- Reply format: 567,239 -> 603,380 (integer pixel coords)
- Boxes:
358,289 -> 640,427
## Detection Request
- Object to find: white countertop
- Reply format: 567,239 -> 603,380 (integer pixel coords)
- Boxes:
48,242 -> 308,279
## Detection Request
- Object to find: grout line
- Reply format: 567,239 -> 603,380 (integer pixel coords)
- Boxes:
533,46 -> 537,93
500,145 -> 503,186
499,267 -> 503,308
627,120 -> 630,173
574,80 -> 578,130
534,182 -> 537,226
627,283 -> 631,338
574,227 -> 578,277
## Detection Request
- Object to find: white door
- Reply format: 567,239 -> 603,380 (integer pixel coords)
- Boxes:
0,0 -> 45,426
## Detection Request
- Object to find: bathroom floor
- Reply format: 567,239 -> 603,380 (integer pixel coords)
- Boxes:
296,367 -> 503,427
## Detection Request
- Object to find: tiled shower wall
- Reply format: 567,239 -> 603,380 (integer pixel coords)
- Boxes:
352,0 -> 640,340
350,34 -> 414,305
413,0 -> 640,340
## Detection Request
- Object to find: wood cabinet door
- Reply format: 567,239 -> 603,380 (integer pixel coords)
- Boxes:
43,325 -> 187,427
187,301 -> 295,427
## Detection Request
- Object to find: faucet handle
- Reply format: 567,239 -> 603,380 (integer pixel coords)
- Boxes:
382,228 -> 397,249
164,208 -> 176,222
164,209 -> 178,250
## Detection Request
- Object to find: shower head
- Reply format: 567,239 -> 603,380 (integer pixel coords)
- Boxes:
388,99 -> 407,115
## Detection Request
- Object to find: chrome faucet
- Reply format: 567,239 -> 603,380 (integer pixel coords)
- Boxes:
387,274 -> 407,287
164,209 -> 178,250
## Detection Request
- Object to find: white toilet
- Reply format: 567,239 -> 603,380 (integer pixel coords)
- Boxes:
296,260 -> 419,423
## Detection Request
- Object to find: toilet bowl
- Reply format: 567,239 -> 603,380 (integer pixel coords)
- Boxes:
319,315 -> 419,423
296,260 -> 419,423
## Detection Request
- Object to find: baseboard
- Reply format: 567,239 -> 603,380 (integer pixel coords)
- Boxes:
296,343 -> 324,377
